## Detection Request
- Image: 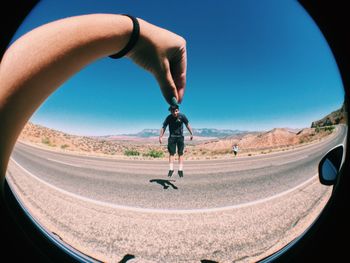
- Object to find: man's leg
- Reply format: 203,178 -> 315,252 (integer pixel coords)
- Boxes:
169,154 -> 174,175
168,138 -> 176,177
178,155 -> 184,177
177,137 -> 185,177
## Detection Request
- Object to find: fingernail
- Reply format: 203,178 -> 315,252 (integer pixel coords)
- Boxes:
171,97 -> 178,106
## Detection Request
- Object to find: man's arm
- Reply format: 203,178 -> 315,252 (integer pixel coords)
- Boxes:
0,14 -> 187,178
186,123 -> 194,140
160,116 -> 169,144
159,127 -> 165,144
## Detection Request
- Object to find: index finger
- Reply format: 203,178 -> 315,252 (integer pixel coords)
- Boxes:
155,59 -> 179,105
170,45 -> 187,103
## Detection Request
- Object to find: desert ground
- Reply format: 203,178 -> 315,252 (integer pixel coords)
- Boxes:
18,122 -> 337,160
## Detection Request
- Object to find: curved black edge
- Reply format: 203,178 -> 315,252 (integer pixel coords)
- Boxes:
0,1 -> 85,262
260,1 -> 350,262
1,179 -> 85,262
0,2 -> 50,260
1,1 -> 349,263
0,0 -> 38,59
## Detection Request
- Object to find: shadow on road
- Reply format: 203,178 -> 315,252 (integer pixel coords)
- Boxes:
150,179 -> 178,190
118,254 -> 135,263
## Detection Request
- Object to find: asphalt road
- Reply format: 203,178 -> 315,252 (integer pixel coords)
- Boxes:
6,125 -> 347,262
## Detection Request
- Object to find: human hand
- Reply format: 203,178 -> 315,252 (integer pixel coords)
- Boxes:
159,136 -> 163,144
190,135 -> 193,141
127,18 -> 187,105
0,14 -> 186,176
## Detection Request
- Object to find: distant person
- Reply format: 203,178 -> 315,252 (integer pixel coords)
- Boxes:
0,14 -> 187,178
159,104 -> 193,178
233,144 -> 239,156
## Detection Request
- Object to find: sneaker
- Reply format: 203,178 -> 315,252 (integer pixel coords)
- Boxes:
178,170 -> 184,178
168,170 -> 174,177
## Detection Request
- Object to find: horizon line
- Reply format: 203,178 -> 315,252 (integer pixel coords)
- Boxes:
25,121 -> 311,137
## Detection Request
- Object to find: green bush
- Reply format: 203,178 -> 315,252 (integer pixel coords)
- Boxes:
124,149 -> 140,156
324,125 -> 335,132
315,125 -> 335,133
144,149 -> 164,158
42,137 -> 50,145
42,137 -> 56,147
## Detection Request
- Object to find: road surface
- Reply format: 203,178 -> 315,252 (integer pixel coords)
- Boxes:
6,125 -> 347,262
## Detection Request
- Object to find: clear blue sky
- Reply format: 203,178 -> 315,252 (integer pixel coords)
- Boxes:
11,0 -> 345,136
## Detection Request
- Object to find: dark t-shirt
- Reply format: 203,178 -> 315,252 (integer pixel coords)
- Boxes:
162,113 -> 189,136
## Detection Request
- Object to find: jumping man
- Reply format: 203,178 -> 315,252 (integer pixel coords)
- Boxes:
159,104 -> 193,177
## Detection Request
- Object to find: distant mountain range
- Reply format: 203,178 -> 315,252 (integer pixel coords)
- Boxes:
122,128 -> 249,138
20,104 -> 344,157
22,104 -> 346,145
107,104 -> 346,140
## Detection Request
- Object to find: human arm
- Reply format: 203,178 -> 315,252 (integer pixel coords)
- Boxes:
159,128 -> 165,144
0,14 -> 187,179
182,114 -> 193,140
159,117 -> 169,144
186,123 -> 194,140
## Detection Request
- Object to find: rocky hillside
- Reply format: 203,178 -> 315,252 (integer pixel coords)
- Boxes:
18,122 -> 337,159
18,122 -> 129,156
311,104 -> 347,127
193,127 -> 334,155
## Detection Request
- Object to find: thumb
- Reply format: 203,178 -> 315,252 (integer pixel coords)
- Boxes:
155,59 -> 179,105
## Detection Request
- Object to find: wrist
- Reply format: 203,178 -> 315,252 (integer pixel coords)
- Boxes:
109,15 -> 140,59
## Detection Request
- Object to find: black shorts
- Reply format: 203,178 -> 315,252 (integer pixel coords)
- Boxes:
168,136 -> 185,155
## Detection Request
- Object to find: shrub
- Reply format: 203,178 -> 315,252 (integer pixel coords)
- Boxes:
124,149 -> 140,156
61,144 -> 69,149
315,125 -> 335,134
42,137 -> 50,145
144,149 -> 164,158
324,125 -> 335,132
42,137 -> 55,147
